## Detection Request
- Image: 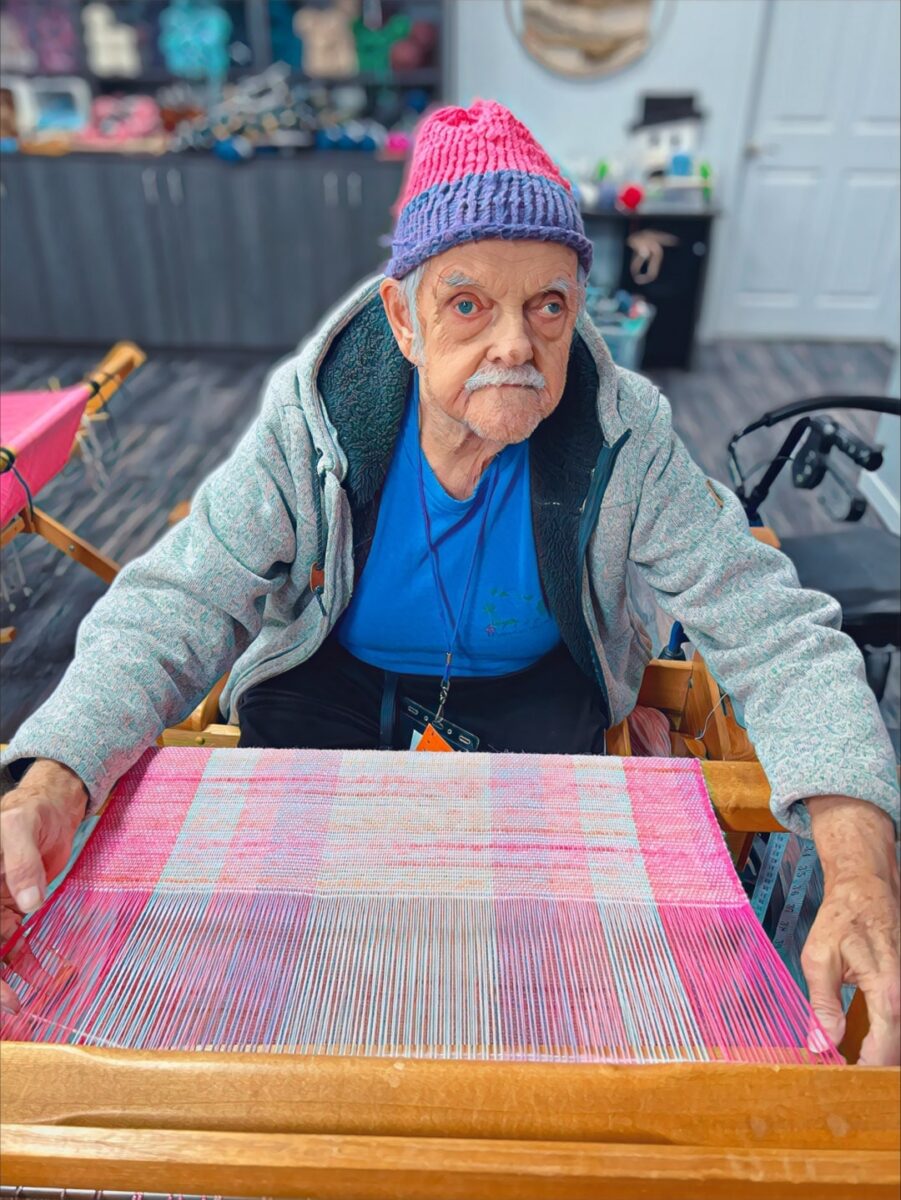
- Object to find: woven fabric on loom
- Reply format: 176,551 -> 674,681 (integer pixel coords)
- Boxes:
0,385 -> 92,525
0,748 -> 840,1063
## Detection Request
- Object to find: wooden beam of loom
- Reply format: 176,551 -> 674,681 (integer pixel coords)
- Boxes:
0,513 -> 26,549
83,340 -> 146,413
1,1124 -> 897,1200
18,505 -> 119,585
3,1044 -> 897,1150
702,760 -> 782,831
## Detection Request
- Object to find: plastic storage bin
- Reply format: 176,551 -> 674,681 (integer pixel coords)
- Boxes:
588,300 -> 656,372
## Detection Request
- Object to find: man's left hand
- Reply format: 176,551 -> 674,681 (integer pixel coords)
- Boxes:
802,795 -> 900,1066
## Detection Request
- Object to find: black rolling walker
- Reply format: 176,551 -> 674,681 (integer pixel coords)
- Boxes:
662,396 -> 900,707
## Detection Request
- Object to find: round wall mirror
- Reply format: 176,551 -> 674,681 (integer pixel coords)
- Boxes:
505,0 -> 672,80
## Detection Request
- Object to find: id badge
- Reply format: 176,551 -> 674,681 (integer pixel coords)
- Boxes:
414,723 -> 453,752
401,698 -> 480,752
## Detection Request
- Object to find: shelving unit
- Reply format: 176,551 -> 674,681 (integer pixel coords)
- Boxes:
0,1 -> 453,350
0,0 -> 449,104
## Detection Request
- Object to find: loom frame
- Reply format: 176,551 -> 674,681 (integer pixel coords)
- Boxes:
0,342 -> 145,644
2,759 -> 898,1199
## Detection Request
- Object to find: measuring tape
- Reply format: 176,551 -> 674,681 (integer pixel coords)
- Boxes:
750,832 -> 789,921
772,837 -> 819,956
751,831 -> 853,1006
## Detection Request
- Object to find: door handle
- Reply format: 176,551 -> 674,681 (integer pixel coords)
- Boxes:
142,168 -> 159,204
347,172 -> 362,207
167,169 -> 184,205
744,142 -> 777,160
323,171 -> 339,207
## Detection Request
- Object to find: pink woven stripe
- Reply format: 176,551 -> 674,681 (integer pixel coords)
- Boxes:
623,758 -> 745,907
75,747 -> 210,889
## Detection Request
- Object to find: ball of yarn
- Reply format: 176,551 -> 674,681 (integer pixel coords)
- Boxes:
389,37 -> 423,73
409,20 -> 437,55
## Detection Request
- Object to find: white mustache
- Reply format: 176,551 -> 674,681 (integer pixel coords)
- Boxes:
464,365 -> 546,392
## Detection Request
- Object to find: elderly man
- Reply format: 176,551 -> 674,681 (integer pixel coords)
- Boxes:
1,101 -> 898,1060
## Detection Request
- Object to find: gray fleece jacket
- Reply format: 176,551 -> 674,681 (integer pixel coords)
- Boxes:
3,277 -> 898,836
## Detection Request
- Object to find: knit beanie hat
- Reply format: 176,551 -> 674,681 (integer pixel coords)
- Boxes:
386,100 -> 593,280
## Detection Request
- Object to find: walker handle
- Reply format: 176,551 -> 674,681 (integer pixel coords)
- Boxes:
831,423 -> 883,472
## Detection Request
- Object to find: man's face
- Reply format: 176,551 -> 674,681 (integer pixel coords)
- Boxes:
383,240 -> 581,445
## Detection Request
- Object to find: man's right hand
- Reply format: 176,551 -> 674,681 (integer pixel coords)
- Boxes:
0,760 -> 87,1013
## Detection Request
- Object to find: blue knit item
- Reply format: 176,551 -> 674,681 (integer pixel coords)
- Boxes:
386,101 -> 592,279
387,169 -> 592,279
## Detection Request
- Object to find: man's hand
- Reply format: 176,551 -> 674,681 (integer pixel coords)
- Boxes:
0,760 -> 87,1014
803,795 -> 900,1066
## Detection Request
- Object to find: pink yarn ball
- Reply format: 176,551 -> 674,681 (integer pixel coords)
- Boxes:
390,38 -> 424,73
410,20 -> 437,54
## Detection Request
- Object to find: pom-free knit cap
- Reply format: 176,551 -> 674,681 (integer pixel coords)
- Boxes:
387,100 -> 593,279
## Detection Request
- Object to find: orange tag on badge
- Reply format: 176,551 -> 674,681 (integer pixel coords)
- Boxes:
415,722 -> 454,752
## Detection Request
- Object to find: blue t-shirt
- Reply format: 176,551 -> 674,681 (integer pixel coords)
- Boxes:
337,375 -> 561,676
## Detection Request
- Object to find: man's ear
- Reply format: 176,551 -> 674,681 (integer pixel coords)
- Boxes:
380,277 -> 417,363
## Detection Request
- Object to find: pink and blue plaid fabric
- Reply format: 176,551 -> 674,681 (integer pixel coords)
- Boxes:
1,747 -> 840,1063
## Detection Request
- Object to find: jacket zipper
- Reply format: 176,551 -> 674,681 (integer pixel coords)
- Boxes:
310,448 -> 327,615
577,429 -> 632,726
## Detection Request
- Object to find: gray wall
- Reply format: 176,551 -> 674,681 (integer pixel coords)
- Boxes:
452,0 -> 768,341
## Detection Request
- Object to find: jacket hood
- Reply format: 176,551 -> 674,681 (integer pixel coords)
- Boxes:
290,275 -> 627,492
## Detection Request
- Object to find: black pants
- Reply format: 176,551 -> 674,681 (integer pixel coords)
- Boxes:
238,637 -> 607,755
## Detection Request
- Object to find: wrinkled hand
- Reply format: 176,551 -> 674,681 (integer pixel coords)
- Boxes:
0,760 -> 87,1014
803,796 -> 900,1066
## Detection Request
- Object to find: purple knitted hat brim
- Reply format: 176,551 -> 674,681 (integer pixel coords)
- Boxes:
387,170 -> 593,280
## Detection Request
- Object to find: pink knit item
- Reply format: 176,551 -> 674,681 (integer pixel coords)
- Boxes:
397,100 -> 572,209
386,99 -> 592,279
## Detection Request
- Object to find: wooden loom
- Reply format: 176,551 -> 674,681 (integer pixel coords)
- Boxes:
0,342 -> 145,643
2,496 -> 897,1196
3,667 -> 898,1199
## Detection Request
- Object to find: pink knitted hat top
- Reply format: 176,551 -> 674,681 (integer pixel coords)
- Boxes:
387,100 -> 593,279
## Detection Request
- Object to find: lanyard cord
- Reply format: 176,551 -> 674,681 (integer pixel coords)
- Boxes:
415,384 -> 498,721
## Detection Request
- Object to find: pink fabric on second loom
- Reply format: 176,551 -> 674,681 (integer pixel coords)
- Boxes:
0,384 -> 92,527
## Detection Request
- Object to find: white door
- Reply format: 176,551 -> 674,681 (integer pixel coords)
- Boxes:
718,0 -> 900,340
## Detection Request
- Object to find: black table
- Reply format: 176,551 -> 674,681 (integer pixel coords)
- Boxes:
581,203 -> 719,370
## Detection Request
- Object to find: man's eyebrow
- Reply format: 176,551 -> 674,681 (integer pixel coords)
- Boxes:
542,276 -> 574,294
438,271 -> 480,288
435,272 -> 576,294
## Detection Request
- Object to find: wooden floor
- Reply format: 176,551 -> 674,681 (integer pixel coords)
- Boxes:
1,338 -> 897,744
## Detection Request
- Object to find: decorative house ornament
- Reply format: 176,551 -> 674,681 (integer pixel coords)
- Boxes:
629,93 -> 705,181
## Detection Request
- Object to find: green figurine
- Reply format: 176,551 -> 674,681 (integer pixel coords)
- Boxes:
353,13 -> 410,76
699,160 -> 713,205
